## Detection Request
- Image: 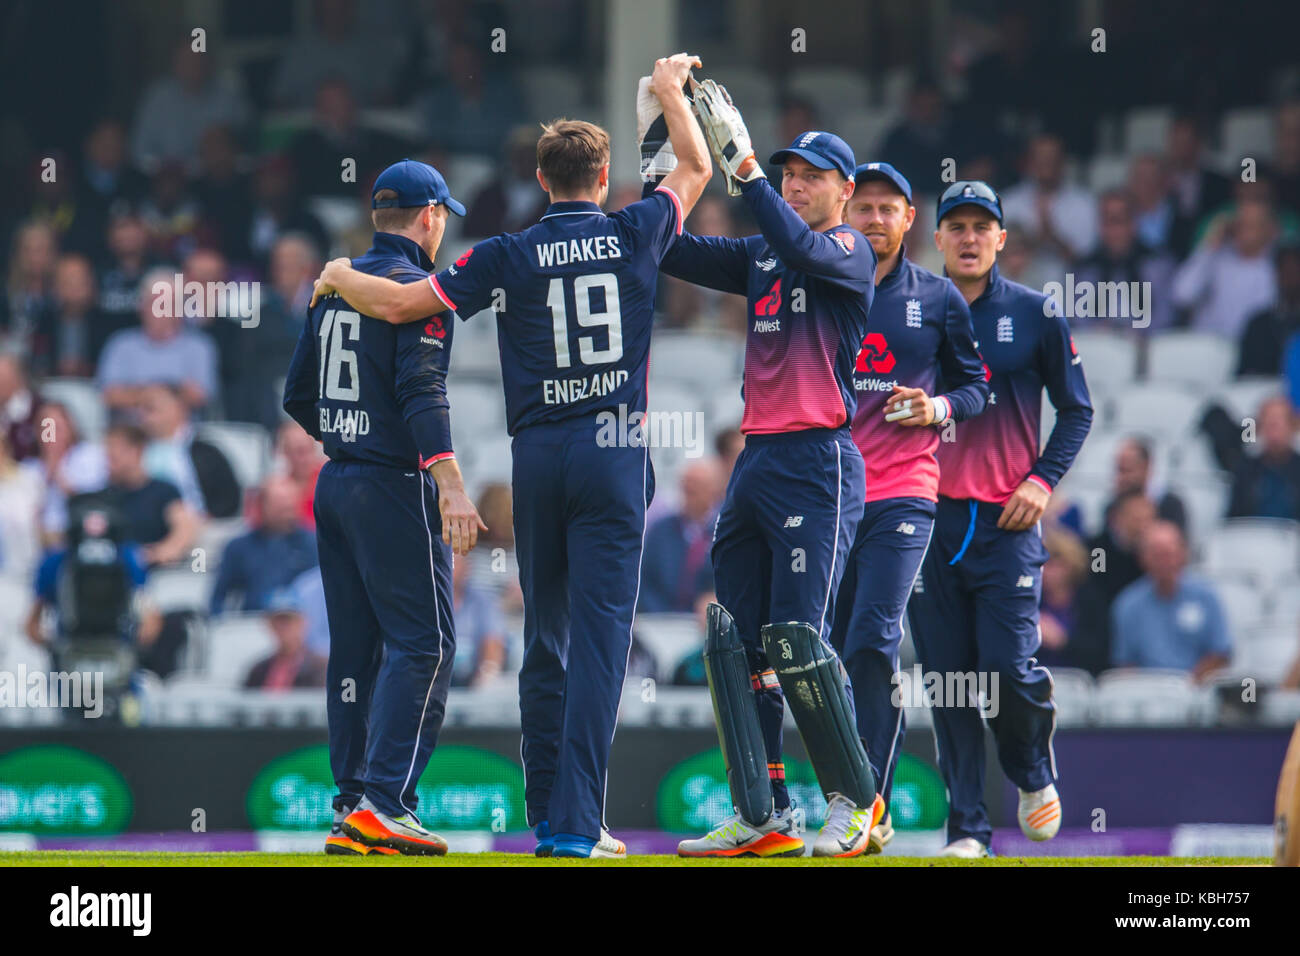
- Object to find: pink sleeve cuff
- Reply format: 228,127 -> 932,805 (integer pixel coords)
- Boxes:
656,185 -> 684,235
420,452 -> 456,469
1026,474 -> 1053,495
428,275 -> 456,311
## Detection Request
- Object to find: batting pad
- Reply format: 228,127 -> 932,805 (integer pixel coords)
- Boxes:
703,603 -> 773,827
761,622 -> 877,808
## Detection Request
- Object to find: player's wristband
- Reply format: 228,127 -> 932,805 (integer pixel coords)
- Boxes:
932,395 -> 952,425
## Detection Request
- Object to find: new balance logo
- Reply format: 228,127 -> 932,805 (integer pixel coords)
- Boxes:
784,516 -> 803,528
896,522 -> 916,535
1016,575 -> 1034,588
756,257 -> 777,271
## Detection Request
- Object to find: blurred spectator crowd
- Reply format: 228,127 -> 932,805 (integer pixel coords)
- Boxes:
2,0 -> 1300,723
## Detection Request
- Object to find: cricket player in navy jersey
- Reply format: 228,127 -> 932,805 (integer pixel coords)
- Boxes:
643,79 -> 881,857
909,181 -> 1092,857
283,160 -> 486,856
829,162 -> 988,854
309,54 -> 713,858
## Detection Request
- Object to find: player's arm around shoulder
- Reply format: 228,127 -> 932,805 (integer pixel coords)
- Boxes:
310,257 -> 448,324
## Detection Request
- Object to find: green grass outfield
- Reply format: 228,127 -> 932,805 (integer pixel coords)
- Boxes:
0,851 -> 1268,867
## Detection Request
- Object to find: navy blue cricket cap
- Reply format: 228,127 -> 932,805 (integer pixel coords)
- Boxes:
853,162 -> 912,204
372,159 -> 466,216
769,131 -> 856,181
936,180 -> 1003,226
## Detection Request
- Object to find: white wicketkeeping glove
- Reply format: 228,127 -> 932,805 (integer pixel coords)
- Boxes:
637,76 -> 677,183
689,78 -> 765,197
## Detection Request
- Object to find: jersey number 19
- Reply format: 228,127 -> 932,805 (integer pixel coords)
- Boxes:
547,273 -> 623,369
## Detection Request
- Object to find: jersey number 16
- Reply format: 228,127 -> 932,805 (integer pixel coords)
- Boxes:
318,307 -> 361,401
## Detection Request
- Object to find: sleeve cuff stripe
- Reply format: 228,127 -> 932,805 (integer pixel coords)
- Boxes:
420,452 -> 456,468
428,275 -> 456,312
933,395 -> 951,424
1027,474 -> 1053,494
656,185 -> 685,235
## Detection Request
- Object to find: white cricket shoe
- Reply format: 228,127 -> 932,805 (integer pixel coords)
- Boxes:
592,829 -> 627,858
939,837 -> 992,858
1018,783 -> 1062,841
677,808 -> 805,858
551,828 -> 628,858
813,793 -> 885,858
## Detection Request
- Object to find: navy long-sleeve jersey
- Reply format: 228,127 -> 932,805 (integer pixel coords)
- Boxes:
283,232 -> 455,469
937,264 -> 1093,504
428,188 -> 683,435
657,177 -> 876,434
850,250 -> 988,502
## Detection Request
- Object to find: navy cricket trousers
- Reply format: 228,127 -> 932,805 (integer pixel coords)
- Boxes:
829,496 -> 935,808
906,496 -> 1057,846
315,460 -> 456,820
512,422 -> 653,841
711,427 -> 865,812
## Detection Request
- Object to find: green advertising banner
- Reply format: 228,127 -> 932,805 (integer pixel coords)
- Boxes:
656,748 -> 948,832
246,744 -> 528,831
0,745 -> 133,834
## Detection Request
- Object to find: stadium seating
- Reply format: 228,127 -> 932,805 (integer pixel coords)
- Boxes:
634,613 -> 702,681
1122,106 -> 1173,154
1201,518 -> 1300,589
1215,576 -> 1269,636
40,377 -> 106,440
195,421 -> 271,491
144,565 -> 212,615
1169,475 -> 1232,548
1048,667 -> 1096,726
204,614 -> 276,688
1094,669 -> 1212,725
786,68 -> 872,108
1146,331 -> 1236,387
1219,106 -> 1275,161
1069,331 -> 1139,392
1110,382 -> 1204,438
1087,153 -> 1130,192
1233,623 -> 1299,681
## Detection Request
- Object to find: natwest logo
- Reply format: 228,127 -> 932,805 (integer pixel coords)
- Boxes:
755,278 -> 782,317
424,316 -> 446,339
855,331 -> 895,374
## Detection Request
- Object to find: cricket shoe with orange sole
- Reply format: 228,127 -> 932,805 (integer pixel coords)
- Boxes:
812,792 -> 886,858
342,796 -> 449,856
324,807 -> 398,857
1018,783 -> 1061,841
677,807 -> 805,858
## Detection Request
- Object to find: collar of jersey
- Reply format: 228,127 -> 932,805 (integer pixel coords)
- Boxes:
542,200 -> 604,219
941,261 -> 1002,305
878,243 -> 909,287
369,231 -> 435,271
